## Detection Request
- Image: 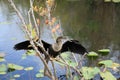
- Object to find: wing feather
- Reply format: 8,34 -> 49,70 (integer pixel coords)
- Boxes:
14,40 -> 51,53
61,40 -> 88,55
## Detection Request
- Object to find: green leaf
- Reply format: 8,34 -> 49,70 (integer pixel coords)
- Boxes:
104,0 -> 111,2
0,64 -> 7,74
87,51 -> 98,60
36,73 -> 44,78
26,50 -> 36,56
0,72 -> 6,75
98,60 -> 113,67
39,69 -> 44,73
112,0 -> 120,3
8,63 -> 24,70
14,74 -> 20,78
100,71 -> 116,80
0,58 -> 5,62
81,67 -> 100,80
61,52 -> 70,59
0,64 -> 7,72
98,49 -> 110,56
87,52 -> 98,56
111,63 -> 120,68
73,76 -> 79,80
65,60 -> 77,67
24,67 -> 34,71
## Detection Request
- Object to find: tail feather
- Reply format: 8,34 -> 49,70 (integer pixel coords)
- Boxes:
14,40 -> 33,50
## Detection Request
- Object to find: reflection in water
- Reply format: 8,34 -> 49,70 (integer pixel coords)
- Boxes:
0,0 -> 120,79
55,0 -> 120,62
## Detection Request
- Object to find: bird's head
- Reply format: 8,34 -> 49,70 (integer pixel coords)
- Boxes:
56,36 -> 68,43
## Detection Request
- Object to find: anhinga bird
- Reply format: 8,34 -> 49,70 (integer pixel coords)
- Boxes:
14,36 -> 88,58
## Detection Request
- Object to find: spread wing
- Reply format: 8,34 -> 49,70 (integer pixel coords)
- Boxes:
61,40 -> 88,55
14,40 -> 32,50
14,40 -> 51,53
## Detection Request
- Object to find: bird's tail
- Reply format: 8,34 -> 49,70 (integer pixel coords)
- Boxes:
14,40 -> 33,50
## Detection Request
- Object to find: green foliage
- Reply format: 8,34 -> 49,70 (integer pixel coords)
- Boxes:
0,64 -> 7,74
8,63 -> 24,70
98,60 -> 113,67
87,51 -> 98,60
24,67 -> 34,71
81,67 -> 100,80
36,69 -> 44,78
104,0 -> 120,3
98,49 -> 110,56
73,76 -> 79,80
22,50 -> 36,59
0,58 -> 5,62
14,74 -> 20,78
100,71 -> 116,80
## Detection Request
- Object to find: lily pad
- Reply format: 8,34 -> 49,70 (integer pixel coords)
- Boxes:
100,71 -> 116,80
0,64 -> 7,74
80,67 -> 100,80
24,67 -> 34,71
98,60 -> 113,67
26,50 -> 36,56
36,73 -> 44,78
87,51 -> 99,60
73,75 -> 79,80
0,58 -> 5,62
98,49 -> 110,56
14,74 -> 20,78
8,63 -> 24,70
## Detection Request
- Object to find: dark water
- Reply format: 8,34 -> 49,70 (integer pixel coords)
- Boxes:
0,0 -> 120,80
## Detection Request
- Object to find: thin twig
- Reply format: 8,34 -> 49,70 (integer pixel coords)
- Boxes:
51,60 -> 58,80
30,0 -> 40,37
8,0 -> 54,79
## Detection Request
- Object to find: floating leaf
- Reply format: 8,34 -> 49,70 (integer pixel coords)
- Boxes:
8,63 -> 24,70
98,49 -> 110,56
87,51 -> 98,60
111,63 -> 120,68
112,0 -> 120,3
36,73 -> 44,78
100,71 -> 116,80
0,72 -> 6,75
0,64 -> 7,74
104,0 -> 111,2
65,60 -> 77,67
73,75 -> 79,80
0,58 -> 5,62
14,74 -> 20,78
24,67 -> 33,71
0,64 -> 7,72
98,60 -> 113,67
81,67 -> 100,80
39,69 -> 44,73
26,50 -> 36,56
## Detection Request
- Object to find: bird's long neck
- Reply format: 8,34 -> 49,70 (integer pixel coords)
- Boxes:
52,40 -> 63,52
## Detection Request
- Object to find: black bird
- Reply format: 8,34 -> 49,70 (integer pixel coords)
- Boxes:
14,36 -> 88,58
